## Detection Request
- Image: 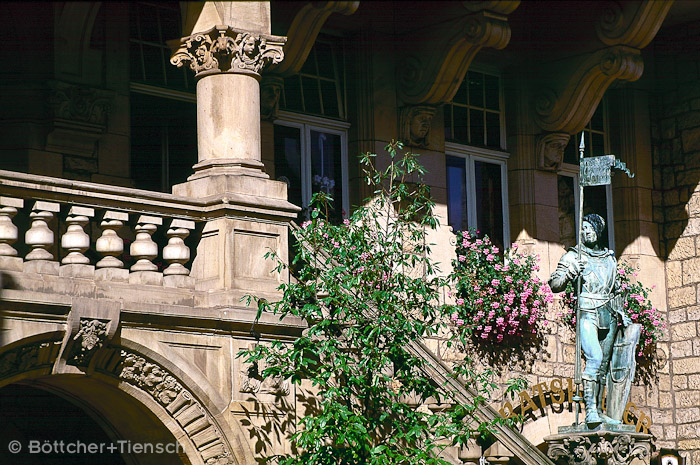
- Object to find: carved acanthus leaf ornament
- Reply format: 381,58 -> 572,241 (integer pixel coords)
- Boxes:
171,26 -> 285,79
547,432 -> 650,465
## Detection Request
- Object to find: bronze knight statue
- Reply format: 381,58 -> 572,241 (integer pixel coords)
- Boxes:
549,213 -> 642,429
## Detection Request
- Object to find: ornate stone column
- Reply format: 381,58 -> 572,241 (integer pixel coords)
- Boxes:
168,3 -> 299,307
170,26 -> 285,183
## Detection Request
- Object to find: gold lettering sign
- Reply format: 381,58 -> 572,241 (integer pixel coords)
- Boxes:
498,377 -> 651,433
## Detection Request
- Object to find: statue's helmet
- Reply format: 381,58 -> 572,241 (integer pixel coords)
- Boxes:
583,213 -> 605,239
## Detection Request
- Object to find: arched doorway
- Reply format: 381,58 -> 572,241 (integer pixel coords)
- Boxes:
0,379 -> 187,465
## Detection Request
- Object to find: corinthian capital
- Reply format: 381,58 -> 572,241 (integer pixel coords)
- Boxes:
170,26 -> 285,79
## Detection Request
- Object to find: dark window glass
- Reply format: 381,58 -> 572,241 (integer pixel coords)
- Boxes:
484,75 -> 500,111
486,112 -> 500,148
274,125 -> 304,211
470,109 -> 484,146
310,130 -> 344,222
558,175 -> 577,248
320,79 -> 339,118
583,185 -> 609,249
592,132 -> 605,156
443,106 -> 453,141
474,160 -> 504,250
131,93 -> 197,192
591,105 -> 604,132
283,75 -> 303,112
453,106 -> 468,144
302,76 -> 322,115
468,72 -> 484,108
454,80 -> 468,104
446,156 -> 468,232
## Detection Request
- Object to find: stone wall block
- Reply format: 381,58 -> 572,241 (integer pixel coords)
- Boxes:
678,110 -> 700,130
682,257 -> 700,285
675,389 -> 700,407
667,260 -> 682,288
668,286 -> 696,308
661,118 -> 677,139
682,127 -> 700,153
668,236 -> 695,260
671,321 -> 698,340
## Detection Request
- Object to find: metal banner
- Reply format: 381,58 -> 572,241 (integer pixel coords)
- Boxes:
580,155 -> 635,186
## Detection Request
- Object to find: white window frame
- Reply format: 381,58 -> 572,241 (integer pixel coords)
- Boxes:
274,110 -> 350,217
445,142 -> 510,247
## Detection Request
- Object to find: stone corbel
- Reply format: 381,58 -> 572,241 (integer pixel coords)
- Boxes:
45,80 -> 113,157
596,0 -> 674,49
260,75 -> 284,121
268,1 -> 360,77
537,132 -> 571,172
170,26 -> 286,79
400,105 -> 436,148
54,297 -> 120,374
397,3 -> 518,105
533,45 -> 643,134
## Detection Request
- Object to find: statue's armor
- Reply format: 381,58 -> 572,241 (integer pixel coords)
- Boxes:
550,245 -> 621,328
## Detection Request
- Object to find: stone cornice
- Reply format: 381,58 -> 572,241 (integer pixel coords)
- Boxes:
397,4 -> 518,105
170,26 -> 285,79
596,0 -> 674,49
533,45 -> 643,134
269,1 -> 360,77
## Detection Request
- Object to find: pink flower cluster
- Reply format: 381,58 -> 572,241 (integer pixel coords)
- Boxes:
450,231 -> 554,344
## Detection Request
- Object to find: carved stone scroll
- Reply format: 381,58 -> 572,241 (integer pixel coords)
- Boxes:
171,26 -> 285,79
397,5 -> 517,105
596,0 -> 673,49
268,1 -> 360,77
533,45 -> 643,134
537,132 -> 571,172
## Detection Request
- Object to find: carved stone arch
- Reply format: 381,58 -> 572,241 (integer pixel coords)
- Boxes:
0,335 -> 255,465
396,2 -> 519,106
54,2 -> 102,81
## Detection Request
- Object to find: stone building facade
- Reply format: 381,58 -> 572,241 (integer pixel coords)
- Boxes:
0,1 -> 698,464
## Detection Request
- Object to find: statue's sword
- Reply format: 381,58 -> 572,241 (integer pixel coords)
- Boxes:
573,131 -> 635,426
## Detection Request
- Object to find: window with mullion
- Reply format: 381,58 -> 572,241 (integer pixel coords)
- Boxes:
444,71 -> 503,150
446,148 -> 509,252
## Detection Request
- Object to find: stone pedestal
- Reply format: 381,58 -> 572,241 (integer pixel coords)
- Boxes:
545,425 -> 652,465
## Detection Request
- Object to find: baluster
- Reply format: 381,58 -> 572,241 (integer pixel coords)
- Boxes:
96,211 -> 127,269
25,201 -> 59,261
130,215 -> 161,272
0,197 -> 23,257
61,206 -> 94,264
163,219 -> 195,276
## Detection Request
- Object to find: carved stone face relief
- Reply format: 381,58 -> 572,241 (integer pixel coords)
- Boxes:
401,105 -> 436,147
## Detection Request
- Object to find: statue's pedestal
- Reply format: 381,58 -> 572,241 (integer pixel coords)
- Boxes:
545,423 -> 652,465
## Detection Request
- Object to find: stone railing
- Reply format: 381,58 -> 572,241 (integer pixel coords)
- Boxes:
0,171 -> 207,288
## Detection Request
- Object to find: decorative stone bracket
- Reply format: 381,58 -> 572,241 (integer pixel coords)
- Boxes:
396,2 -> 518,105
268,1 -> 359,77
533,45 -> 643,134
170,26 -> 285,79
54,297 -> 120,373
546,430 -> 651,465
537,132 -> 571,172
595,0 -> 674,49
532,1 -> 671,135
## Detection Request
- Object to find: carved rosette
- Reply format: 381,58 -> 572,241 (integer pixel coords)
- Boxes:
546,431 -> 650,465
537,132 -> 571,172
170,26 -> 285,79
69,319 -> 108,366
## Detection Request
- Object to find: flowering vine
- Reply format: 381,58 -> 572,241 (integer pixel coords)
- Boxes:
450,231 -> 554,345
